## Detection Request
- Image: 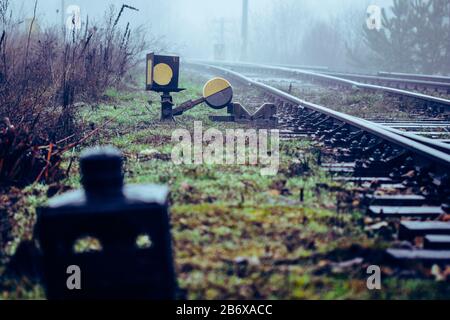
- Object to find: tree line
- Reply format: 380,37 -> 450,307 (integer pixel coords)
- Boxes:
249,0 -> 449,75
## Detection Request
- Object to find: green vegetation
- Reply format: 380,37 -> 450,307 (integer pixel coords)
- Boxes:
1,72 -> 449,300
363,0 -> 450,74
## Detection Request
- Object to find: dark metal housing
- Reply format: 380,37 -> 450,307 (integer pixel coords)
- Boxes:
36,147 -> 176,300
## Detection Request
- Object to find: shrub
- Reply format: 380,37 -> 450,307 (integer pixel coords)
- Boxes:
0,1 -> 157,188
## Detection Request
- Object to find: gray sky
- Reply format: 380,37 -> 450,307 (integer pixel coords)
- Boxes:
17,0 -> 392,25
12,0 -> 393,60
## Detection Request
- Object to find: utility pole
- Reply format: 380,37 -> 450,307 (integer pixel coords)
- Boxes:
213,18 -> 228,61
240,0 -> 249,61
61,0 -> 65,30
219,17 -> 225,45
61,0 -> 65,27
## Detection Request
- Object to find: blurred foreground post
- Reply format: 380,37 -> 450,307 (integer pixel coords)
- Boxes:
36,146 -> 176,300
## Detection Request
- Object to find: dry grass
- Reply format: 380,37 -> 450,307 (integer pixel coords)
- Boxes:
0,1 -> 158,188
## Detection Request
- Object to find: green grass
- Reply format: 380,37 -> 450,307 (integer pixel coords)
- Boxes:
1,72 -> 449,300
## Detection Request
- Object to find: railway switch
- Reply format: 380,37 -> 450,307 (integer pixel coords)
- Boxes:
172,77 -> 234,116
210,103 -> 278,126
145,55 -> 276,125
146,53 -> 235,121
36,146 -> 176,300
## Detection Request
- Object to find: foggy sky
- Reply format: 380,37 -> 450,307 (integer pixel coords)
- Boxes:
12,0 -> 393,60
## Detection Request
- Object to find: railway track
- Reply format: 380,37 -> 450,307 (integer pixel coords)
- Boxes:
188,61 -> 450,266
378,72 -> 450,84
372,120 -> 450,146
313,71 -> 450,95
206,61 -> 450,116
198,61 -> 450,151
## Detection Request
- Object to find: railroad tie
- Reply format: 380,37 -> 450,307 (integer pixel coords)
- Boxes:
424,235 -> 450,250
363,194 -> 426,207
387,249 -> 450,264
367,206 -> 444,219
399,221 -> 450,241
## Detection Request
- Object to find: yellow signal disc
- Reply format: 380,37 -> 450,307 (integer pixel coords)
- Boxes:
203,77 -> 231,98
153,63 -> 173,86
203,77 -> 233,109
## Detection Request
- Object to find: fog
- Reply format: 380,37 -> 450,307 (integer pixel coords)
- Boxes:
8,0 -> 450,74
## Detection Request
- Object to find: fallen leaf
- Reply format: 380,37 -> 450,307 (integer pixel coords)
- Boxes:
365,221 -> 388,231
268,189 -> 280,196
431,264 -> 445,282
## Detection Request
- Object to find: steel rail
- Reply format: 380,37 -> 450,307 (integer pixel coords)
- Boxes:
207,61 -> 450,85
264,65 -> 450,90
378,72 -> 450,84
187,62 -> 450,169
210,61 -> 450,110
366,121 -> 450,155
273,63 -> 329,72
319,71 -> 450,91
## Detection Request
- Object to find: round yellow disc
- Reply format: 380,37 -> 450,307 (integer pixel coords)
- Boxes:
153,63 -> 173,86
203,78 -> 231,98
203,77 -> 233,109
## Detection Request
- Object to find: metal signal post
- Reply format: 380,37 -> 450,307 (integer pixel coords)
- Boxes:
146,53 -> 184,121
